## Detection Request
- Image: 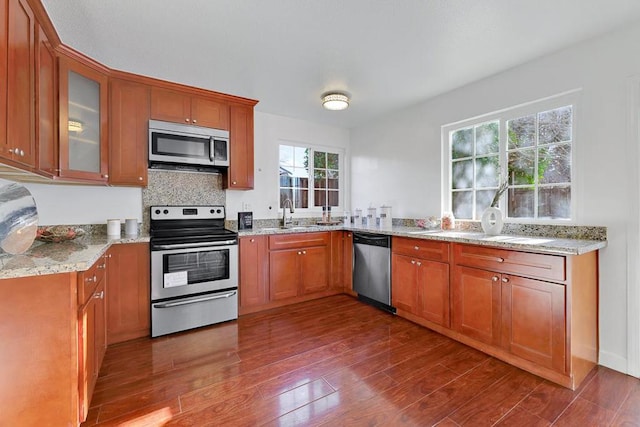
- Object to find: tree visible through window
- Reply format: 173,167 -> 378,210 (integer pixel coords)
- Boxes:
447,104 -> 573,221
279,144 -> 342,210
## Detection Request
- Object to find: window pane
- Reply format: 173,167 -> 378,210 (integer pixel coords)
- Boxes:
328,190 -> 339,207
475,156 -> 499,188
508,187 -> 534,218
327,153 -> 339,169
539,106 -> 572,144
295,147 -> 310,168
476,189 -> 496,213
314,151 -> 326,169
475,121 -> 499,155
508,149 -> 535,185
314,170 -> 326,188
314,190 -> 325,207
452,191 -> 473,219
452,128 -> 473,159
280,175 -> 292,187
279,189 -> 293,207
508,115 -> 535,149
279,145 -> 294,167
539,186 -> 570,219
452,159 -> 473,189
539,144 -> 571,184
294,189 -> 308,208
294,177 -> 308,188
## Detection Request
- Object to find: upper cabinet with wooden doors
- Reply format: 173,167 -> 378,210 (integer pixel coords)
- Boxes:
109,78 -> 149,186
1,0 -> 36,168
35,23 -> 57,177
150,87 -> 229,129
226,103 -> 255,189
58,52 -> 109,183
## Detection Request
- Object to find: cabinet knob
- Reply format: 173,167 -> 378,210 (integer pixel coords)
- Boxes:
416,261 -> 422,266
85,276 -> 94,283
103,174 -> 109,178
501,277 -> 510,283
298,251 -> 302,255
97,263 -> 106,269
414,246 -> 419,250
492,276 -> 499,282
496,257 -> 504,263
19,150 -> 24,156
250,238 -> 255,243
411,260 -> 416,264
232,181 -> 237,185
192,119 -> 197,124
302,250 -> 306,255
94,290 -> 104,299
138,177 -> 143,181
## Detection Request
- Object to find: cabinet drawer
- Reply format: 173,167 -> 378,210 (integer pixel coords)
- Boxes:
269,232 -> 330,250
453,244 -> 565,282
393,237 -> 449,262
78,256 -> 107,305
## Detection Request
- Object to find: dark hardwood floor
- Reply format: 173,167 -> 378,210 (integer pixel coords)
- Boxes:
83,295 -> 640,426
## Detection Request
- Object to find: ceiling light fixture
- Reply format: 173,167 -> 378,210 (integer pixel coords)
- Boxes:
322,93 -> 349,111
68,119 -> 83,133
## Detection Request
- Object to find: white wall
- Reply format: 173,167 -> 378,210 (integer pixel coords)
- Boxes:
226,111 -> 350,221
351,21 -> 640,374
18,182 -> 142,225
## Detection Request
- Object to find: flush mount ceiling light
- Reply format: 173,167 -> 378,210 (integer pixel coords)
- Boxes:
68,119 -> 83,133
322,93 -> 349,111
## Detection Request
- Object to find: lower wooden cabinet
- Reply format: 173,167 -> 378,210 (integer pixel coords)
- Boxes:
106,243 -> 150,344
391,237 -> 450,327
239,235 -> 269,312
269,239 -> 330,299
343,231 -> 354,296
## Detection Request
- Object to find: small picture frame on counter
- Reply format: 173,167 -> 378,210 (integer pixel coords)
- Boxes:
238,212 -> 253,230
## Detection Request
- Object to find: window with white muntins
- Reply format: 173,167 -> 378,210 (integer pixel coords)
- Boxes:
442,92 -> 577,222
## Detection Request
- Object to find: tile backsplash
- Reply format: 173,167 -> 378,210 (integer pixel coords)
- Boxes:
141,170 -> 225,234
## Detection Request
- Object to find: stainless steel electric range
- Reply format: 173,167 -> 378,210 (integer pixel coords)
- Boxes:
149,205 -> 238,337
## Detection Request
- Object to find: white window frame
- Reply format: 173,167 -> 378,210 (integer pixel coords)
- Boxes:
278,140 -> 346,214
441,90 -> 580,224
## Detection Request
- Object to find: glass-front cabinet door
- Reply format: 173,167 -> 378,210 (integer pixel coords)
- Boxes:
58,54 -> 109,182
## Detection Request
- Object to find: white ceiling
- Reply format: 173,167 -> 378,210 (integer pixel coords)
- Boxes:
41,0 -> 640,129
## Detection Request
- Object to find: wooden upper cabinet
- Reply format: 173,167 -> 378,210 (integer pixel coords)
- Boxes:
150,87 -> 229,129
35,24 -> 57,177
58,54 -> 109,183
227,104 -> 254,189
3,0 -> 36,168
109,78 -> 149,186
0,0 -> 8,158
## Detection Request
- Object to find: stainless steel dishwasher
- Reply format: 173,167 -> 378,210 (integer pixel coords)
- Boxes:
352,232 -> 395,313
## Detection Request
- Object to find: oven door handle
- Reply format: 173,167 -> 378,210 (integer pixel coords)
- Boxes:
153,291 -> 237,309
153,240 -> 237,250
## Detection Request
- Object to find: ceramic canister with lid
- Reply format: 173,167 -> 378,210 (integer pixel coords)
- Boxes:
379,205 -> 392,229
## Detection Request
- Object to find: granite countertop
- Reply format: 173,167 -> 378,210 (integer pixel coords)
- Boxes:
0,234 -> 150,279
239,225 -> 607,256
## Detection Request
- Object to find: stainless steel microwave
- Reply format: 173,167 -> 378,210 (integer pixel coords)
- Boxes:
148,120 -> 229,171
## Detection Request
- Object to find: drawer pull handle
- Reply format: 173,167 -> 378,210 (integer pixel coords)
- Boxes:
492,276 -> 499,282
501,277 -> 510,283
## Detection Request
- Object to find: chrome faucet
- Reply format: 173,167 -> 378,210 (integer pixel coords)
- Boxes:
282,198 -> 295,228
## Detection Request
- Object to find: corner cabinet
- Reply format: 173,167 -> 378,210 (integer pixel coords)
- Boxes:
58,53 -> 109,183
226,104 -> 255,189
109,78 -> 149,186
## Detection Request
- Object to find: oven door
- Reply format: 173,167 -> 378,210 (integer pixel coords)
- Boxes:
151,242 -> 238,301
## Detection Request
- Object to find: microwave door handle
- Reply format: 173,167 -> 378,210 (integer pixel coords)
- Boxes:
209,137 -> 215,162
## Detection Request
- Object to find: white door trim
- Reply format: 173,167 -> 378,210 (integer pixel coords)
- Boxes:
626,75 -> 640,378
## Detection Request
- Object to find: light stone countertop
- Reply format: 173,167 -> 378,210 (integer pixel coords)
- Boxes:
0,235 -> 150,279
0,224 -> 606,280
239,225 -> 607,256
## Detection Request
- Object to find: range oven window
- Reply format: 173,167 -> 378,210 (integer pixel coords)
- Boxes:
163,249 -> 229,285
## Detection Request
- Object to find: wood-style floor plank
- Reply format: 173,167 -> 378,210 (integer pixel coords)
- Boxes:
82,295 -> 640,427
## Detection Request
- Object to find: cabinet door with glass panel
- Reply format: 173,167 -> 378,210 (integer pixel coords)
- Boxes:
58,54 -> 109,183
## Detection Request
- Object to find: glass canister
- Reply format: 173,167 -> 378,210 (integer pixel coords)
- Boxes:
379,205 -> 392,229
366,207 -> 377,228
354,209 -> 362,227
441,211 -> 456,230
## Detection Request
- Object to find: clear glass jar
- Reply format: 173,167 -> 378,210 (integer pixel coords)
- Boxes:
441,211 -> 455,230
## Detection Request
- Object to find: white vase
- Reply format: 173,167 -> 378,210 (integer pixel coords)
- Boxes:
481,207 -> 504,235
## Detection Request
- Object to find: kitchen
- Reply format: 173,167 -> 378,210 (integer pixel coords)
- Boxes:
1,0 -> 640,425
